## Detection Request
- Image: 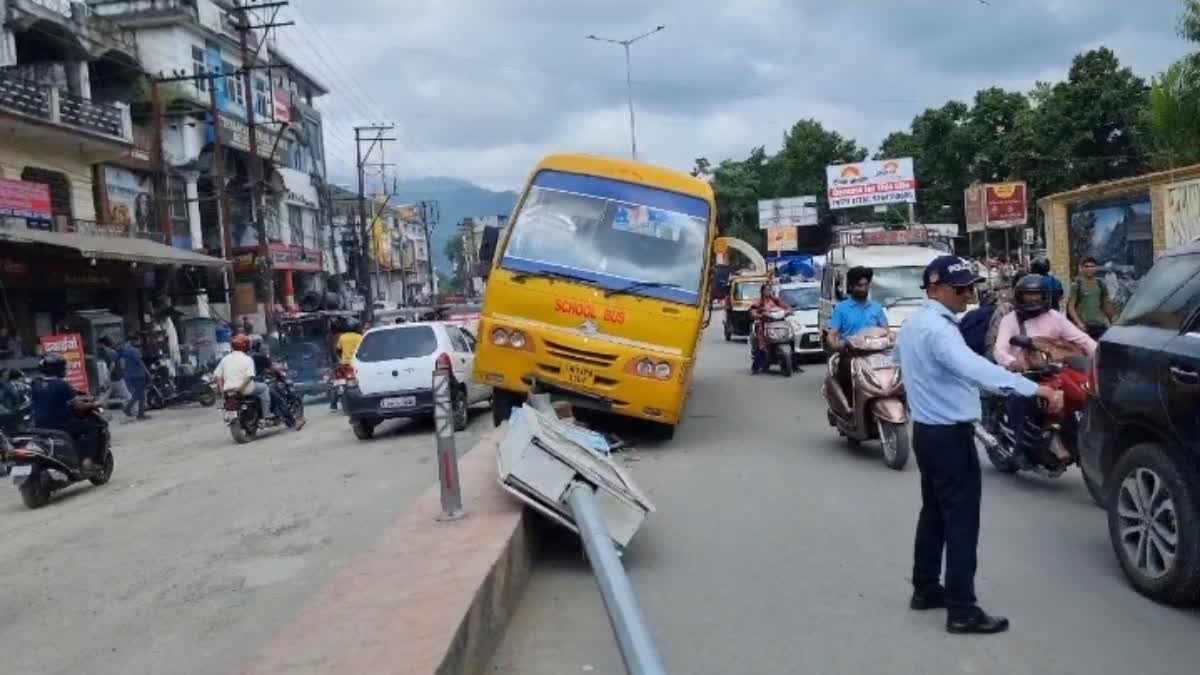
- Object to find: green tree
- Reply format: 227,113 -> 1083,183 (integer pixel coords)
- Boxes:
442,236 -> 466,291
1147,58 -> 1200,167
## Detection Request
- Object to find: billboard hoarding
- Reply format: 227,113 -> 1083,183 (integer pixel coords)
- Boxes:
766,226 -> 798,251
825,158 -> 916,210
984,182 -> 1028,228
758,195 -> 818,229
964,185 -> 986,232
0,178 -> 52,222
39,333 -> 90,394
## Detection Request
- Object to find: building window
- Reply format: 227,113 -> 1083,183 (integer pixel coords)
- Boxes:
192,47 -> 207,92
288,204 -> 303,245
221,61 -> 244,107
168,177 -> 187,222
254,78 -> 270,118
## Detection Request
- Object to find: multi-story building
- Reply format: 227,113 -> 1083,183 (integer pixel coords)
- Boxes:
92,0 -> 331,329
327,187 -> 432,309
0,0 -> 225,359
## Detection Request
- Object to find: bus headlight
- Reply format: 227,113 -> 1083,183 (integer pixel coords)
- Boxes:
636,359 -> 654,377
509,330 -> 527,349
490,327 -> 509,346
654,362 -> 672,380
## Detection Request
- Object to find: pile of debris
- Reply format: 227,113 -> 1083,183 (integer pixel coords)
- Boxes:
496,401 -> 655,550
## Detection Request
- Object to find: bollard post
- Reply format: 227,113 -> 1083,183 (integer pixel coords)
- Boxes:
432,352 -> 465,521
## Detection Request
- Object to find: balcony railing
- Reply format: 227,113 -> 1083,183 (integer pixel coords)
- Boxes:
0,70 -> 132,142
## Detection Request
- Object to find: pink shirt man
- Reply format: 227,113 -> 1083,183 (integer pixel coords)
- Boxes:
993,309 -> 1097,369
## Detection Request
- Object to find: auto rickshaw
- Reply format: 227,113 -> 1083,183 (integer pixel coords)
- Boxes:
722,273 -> 769,341
276,310 -> 360,399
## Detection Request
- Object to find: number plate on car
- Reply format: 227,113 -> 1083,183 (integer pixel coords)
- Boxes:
565,364 -> 595,386
381,396 -> 416,409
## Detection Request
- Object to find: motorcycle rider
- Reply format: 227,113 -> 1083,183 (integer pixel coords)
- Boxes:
30,353 -> 104,471
1030,258 -> 1064,311
749,283 -> 789,374
251,338 -> 304,431
213,335 -> 271,421
330,318 -> 364,410
992,274 -> 1095,463
826,266 -> 889,402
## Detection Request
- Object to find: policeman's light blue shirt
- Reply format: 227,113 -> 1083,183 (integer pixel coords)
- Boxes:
829,298 -> 889,338
895,299 -> 1039,425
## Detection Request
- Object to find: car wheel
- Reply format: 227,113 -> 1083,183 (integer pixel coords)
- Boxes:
492,389 -> 521,427
350,418 -> 376,440
1107,442 -> 1200,605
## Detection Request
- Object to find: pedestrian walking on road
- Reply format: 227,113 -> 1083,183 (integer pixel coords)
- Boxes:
117,337 -> 150,420
894,255 -> 1063,635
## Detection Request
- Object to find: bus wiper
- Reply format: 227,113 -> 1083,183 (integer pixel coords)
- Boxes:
604,281 -> 684,298
510,269 -> 598,285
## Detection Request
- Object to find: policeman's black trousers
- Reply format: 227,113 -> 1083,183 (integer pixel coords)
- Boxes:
911,421 -> 981,617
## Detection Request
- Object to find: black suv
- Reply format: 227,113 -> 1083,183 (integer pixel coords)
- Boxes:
1080,241 -> 1200,606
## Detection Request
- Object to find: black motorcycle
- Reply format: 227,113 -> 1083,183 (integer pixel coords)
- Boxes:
145,359 -> 216,410
1,407 -> 114,509
222,374 -> 305,444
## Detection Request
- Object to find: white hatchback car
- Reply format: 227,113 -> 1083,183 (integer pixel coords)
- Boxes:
341,322 -> 491,440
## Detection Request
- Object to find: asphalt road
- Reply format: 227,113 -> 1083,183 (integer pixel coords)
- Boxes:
492,319 -> 1200,675
0,398 -> 490,675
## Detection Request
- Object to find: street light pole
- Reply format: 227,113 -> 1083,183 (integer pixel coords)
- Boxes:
587,25 -> 665,161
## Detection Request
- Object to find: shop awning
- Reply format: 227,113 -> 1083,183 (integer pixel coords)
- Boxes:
0,229 -> 229,268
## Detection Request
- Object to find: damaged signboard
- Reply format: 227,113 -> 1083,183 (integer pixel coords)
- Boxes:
497,404 -> 655,549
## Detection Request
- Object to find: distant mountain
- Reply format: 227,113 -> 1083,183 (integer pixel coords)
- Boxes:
390,178 -> 518,271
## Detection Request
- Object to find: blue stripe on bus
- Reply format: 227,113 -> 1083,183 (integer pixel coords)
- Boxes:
500,255 -> 701,306
532,170 -> 710,220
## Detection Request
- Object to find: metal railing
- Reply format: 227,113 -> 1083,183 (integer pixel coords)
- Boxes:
0,70 -> 131,141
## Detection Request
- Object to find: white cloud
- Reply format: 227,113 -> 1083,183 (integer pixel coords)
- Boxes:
278,0 -> 1193,191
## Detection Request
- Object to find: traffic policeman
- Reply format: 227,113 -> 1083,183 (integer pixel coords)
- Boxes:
894,255 -> 1063,635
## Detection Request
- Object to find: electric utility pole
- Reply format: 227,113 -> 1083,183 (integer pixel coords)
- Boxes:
230,0 -> 293,331
354,125 -> 396,322
416,200 -> 440,302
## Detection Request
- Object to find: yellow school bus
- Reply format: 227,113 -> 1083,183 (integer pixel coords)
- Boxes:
473,153 -> 717,438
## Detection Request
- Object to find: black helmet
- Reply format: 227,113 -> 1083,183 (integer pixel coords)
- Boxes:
1013,274 -> 1049,320
39,352 -> 67,378
1030,258 -> 1051,275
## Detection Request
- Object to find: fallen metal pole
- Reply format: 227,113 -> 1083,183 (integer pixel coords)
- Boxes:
566,482 -> 666,675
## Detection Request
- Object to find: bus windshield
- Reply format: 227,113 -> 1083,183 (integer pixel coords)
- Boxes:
500,170 -> 710,305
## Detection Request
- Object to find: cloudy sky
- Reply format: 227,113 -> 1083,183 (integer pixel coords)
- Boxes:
276,0 -> 1193,192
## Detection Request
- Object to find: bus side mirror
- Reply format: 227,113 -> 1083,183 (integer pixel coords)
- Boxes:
477,226 -> 499,280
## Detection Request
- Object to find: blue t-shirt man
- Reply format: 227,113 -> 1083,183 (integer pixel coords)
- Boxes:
31,376 -> 83,432
829,297 -> 889,340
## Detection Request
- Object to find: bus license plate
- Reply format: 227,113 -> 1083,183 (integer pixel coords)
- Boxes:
565,364 -> 595,386
381,396 -> 416,409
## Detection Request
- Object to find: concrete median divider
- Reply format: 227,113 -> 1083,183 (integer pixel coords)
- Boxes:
242,425 -> 536,675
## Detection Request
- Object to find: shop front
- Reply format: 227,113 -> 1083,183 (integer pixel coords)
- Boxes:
1039,164 -> 1200,308
232,242 -> 323,318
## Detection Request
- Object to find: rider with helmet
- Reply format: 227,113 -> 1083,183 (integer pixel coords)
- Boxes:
30,353 -> 104,469
1029,258 -> 1063,311
213,334 -> 272,422
250,337 -> 303,430
991,274 -> 1096,463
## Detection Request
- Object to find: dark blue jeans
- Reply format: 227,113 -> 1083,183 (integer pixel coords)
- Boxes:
124,377 -> 147,418
268,383 -> 295,427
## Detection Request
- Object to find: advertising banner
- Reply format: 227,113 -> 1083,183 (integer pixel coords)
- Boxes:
103,166 -> 154,234
0,178 -> 52,222
39,333 -> 90,394
766,226 -> 798,251
984,182 -> 1028,228
825,158 -> 916,210
758,195 -> 818,228
964,185 -> 986,232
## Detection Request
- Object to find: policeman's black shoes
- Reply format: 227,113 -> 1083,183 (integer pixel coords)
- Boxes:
909,585 -> 946,610
947,609 -> 1010,635
911,586 -> 1011,634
